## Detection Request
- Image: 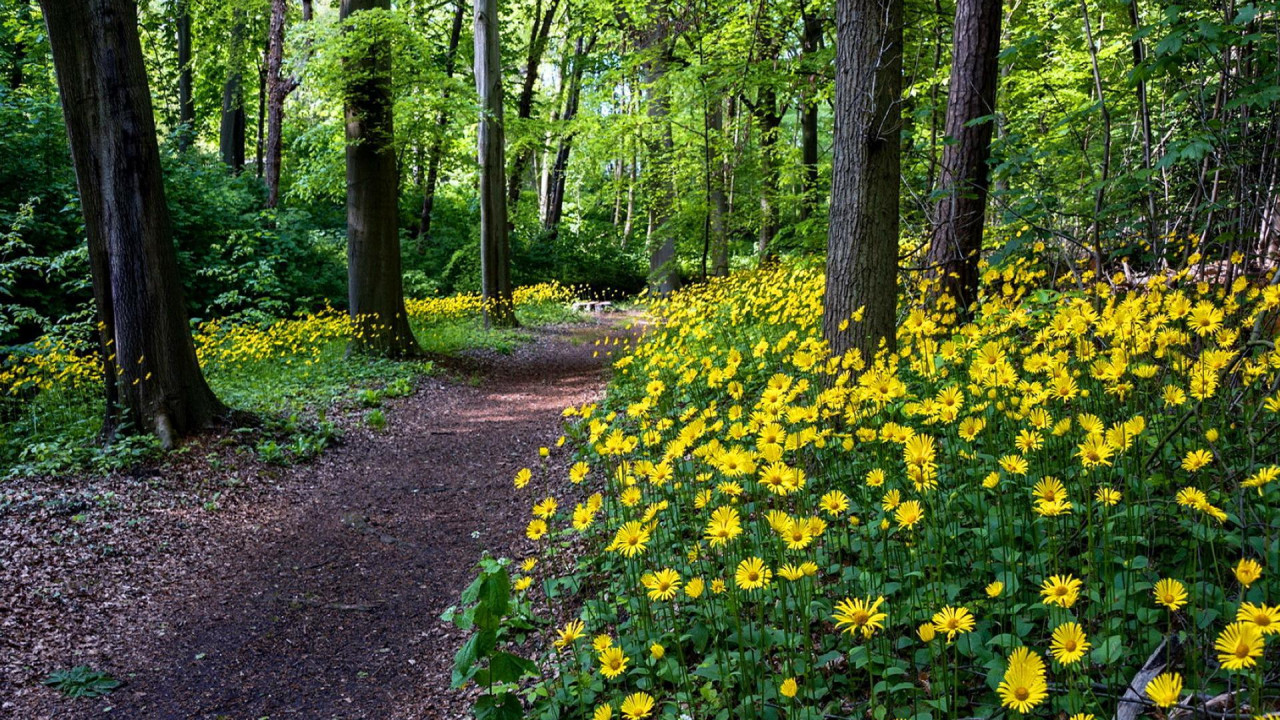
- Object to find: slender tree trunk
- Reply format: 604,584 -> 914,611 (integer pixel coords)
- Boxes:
799,1 -> 823,221
255,55 -> 265,178
417,0 -> 465,249
1126,0 -> 1159,249
342,0 -> 420,355
475,0 -> 518,326
823,0 -> 903,360
40,0 -> 228,446
504,0 -> 562,221
755,87 -> 782,259
176,0 -> 194,149
925,0 -> 1001,314
708,97 -> 731,276
543,34 -> 592,240
219,16 -> 247,173
264,0 -> 302,208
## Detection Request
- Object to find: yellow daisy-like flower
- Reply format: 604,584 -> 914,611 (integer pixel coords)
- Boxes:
592,704 -> 612,720
608,521 -> 651,557
554,619 -> 584,648
532,496 -> 558,518
1235,558 -> 1263,587
649,642 -> 664,659
931,606 -> 976,641
779,677 -> 798,698
1049,622 -> 1091,664
1040,574 -> 1082,608
619,691 -> 655,720
526,518 -> 548,540
819,490 -> 850,516
1145,672 -> 1183,708
1214,621 -> 1264,670
1094,486 -> 1121,506
997,647 -> 1047,713
985,580 -> 1004,598
778,563 -> 806,581
704,506 -> 743,546
598,646 -> 629,678
640,568 -> 681,601
833,595 -> 887,638
917,622 -> 937,642
684,576 -> 705,598
1237,602 -> 1280,634
734,557 -> 772,590
1153,578 -> 1188,611
895,500 -> 924,530
592,634 -> 614,652
1181,449 -> 1213,471
514,468 -> 532,488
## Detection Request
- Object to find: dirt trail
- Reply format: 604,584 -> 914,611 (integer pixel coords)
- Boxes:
43,320 -> 622,720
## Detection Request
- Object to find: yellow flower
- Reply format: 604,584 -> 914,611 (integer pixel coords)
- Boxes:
779,677 -> 798,698
1153,578 -> 1188,611
1181,449 -> 1213,471
997,647 -> 1048,713
526,518 -> 548,540
597,646 -> 629,678
1040,574 -> 1082,608
554,619 -> 584,648
592,634 -> 614,652
532,496 -> 558,518
620,691 -> 655,720
778,563 -> 806,581
1094,486 -> 1121,506
820,490 -> 850,516
1049,622 -> 1090,665
1235,558 -> 1263,587
1237,602 -> 1280,634
684,576 -> 705,598
917,622 -> 937,642
895,500 -> 924,530
608,522 -> 651,557
1215,622 -> 1264,670
593,704 -> 612,720
704,505 -> 743,546
641,568 -> 681,601
735,557 -> 772,590
833,595 -> 887,638
649,642 -> 665,659
931,606 -> 976,641
514,467 -> 532,488
985,580 -> 1004,598
1145,672 -> 1183,708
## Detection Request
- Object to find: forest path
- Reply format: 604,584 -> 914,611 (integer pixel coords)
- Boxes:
73,318 -> 626,720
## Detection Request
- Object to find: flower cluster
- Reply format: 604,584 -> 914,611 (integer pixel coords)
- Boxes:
504,256 -> 1280,719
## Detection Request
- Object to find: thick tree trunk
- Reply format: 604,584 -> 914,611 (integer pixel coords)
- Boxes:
504,0 -> 561,219
264,0 -> 301,208
342,0 -> 420,355
925,0 -> 1001,314
823,0 -> 903,360
176,0 -> 194,149
644,46 -> 681,294
416,0 -> 465,249
755,89 -> 782,260
40,0 -> 227,446
475,0 -> 518,326
219,18 -> 247,173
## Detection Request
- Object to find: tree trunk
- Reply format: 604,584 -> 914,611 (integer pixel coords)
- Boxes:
644,45 -> 681,294
504,0 -> 562,219
543,34 -> 592,240
219,17 -> 247,173
342,0 -> 421,355
264,0 -> 301,208
475,0 -> 518,326
176,0 -> 194,149
799,2 -> 824,221
925,0 -> 1001,314
823,0 -> 903,360
40,0 -> 228,447
255,54 -> 265,178
709,97 -> 730,276
417,0 -> 465,248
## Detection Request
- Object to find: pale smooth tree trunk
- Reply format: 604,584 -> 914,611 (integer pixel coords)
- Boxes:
475,0 -> 518,326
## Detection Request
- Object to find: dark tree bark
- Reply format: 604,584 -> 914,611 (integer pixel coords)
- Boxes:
416,0 -> 465,248
799,0 -> 824,220
39,0 -> 228,447
265,0 -> 304,207
504,0 -> 561,219
708,96 -> 731,276
341,0 -> 421,355
219,16 -> 247,173
475,0 -> 518,326
750,6 -> 784,260
925,0 -> 1001,314
543,34 -> 594,240
255,53 -> 265,178
823,0 -> 903,360
176,0 -> 194,149
643,43 -> 681,294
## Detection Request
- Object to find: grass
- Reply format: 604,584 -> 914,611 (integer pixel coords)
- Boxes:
0,298 -> 584,477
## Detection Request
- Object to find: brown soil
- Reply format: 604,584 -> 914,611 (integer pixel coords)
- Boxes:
1,318 -> 628,720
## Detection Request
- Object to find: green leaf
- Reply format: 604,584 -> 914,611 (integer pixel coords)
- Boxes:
488,652 -> 539,683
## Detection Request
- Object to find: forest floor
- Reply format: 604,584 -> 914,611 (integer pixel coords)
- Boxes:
1,314 -> 630,719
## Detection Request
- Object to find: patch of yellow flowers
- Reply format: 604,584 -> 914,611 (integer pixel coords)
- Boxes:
509,257 -> 1280,719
